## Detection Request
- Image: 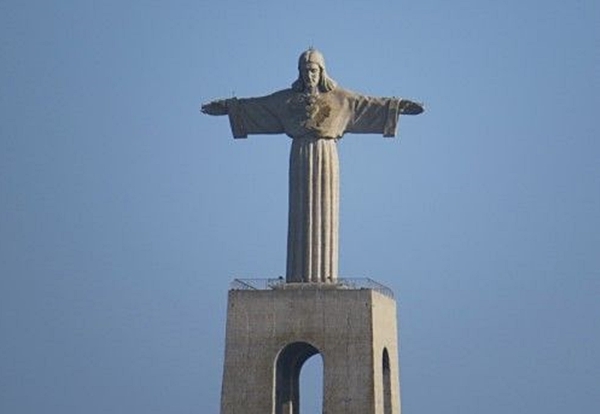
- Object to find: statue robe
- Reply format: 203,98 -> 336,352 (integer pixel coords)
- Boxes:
225,88 -> 403,283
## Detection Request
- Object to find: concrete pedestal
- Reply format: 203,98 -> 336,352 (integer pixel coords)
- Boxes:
220,284 -> 401,414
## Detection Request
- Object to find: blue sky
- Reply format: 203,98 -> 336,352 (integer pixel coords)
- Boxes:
1,1 -> 599,413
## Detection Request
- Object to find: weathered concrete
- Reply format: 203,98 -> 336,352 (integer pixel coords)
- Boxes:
220,286 -> 401,414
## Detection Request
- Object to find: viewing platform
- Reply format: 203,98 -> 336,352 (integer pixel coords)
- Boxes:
229,277 -> 395,299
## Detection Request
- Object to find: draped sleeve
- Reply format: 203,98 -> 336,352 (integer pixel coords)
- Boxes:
345,94 -> 402,138
226,94 -> 286,139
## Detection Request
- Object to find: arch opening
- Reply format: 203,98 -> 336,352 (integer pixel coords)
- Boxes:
300,352 -> 323,414
382,348 -> 392,414
274,342 -> 322,414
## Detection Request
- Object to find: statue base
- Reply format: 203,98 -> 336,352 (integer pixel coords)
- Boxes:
219,281 -> 401,414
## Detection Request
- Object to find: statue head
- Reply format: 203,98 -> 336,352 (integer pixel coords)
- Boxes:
292,48 -> 337,93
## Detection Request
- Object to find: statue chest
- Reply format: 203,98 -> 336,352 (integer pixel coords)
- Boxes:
281,93 -> 350,138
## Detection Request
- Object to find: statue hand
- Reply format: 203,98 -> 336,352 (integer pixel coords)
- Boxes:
201,99 -> 229,116
399,99 -> 424,115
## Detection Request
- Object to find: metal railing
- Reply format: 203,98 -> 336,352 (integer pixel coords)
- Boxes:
229,277 -> 394,299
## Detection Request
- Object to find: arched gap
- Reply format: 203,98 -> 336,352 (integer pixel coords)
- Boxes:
382,347 -> 392,414
274,342 -> 321,414
299,353 -> 323,414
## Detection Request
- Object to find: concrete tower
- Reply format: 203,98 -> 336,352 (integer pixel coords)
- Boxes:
220,282 -> 401,414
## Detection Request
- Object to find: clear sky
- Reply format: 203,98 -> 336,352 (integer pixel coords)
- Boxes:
1,0 -> 598,413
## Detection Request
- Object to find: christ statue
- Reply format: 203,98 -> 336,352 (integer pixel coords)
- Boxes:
202,48 -> 423,284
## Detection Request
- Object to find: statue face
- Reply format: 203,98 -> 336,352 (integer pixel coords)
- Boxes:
301,62 -> 321,89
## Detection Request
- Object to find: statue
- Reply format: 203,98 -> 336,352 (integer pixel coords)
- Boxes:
202,49 -> 423,284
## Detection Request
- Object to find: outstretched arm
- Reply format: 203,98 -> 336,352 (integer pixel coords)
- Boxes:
200,94 -> 285,138
345,94 -> 424,137
201,99 -> 229,116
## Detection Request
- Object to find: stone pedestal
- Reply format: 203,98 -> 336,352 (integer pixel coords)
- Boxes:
219,283 -> 401,414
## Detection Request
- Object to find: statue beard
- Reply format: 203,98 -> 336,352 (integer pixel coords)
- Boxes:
305,85 -> 319,96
